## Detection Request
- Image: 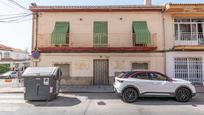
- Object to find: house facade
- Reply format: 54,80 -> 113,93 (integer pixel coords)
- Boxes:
164,4 -> 204,86
30,1 -> 204,86
0,44 -> 30,71
30,2 -> 165,85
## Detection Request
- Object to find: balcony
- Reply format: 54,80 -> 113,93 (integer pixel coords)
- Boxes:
175,32 -> 204,46
37,33 -> 157,53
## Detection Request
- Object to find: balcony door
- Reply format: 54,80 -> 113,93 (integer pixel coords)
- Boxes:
174,18 -> 204,45
198,23 -> 204,45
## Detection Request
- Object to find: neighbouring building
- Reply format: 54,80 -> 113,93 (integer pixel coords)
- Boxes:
30,1 -> 165,85
164,3 -> 204,86
0,44 -> 30,71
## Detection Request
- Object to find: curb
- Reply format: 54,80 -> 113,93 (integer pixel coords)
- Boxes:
59,91 -> 114,93
0,91 -> 114,93
1,91 -> 204,93
0,92 -> 23,94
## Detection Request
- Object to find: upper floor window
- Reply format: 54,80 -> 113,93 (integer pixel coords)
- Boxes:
132,72 -> 150,80
51,22 -> 69,45
4,52 -> 10,58
93,21 -> 108,47
174,18 -> 204,45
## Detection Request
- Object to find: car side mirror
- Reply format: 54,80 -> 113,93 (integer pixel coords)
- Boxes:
166,78 -> 173,82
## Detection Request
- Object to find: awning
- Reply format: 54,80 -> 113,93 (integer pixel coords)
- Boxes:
133,21 -> 151,44
51,22 -> 69,44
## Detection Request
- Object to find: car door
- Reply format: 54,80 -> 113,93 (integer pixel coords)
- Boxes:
131,72 -> 153,94
149,72 -> 174,94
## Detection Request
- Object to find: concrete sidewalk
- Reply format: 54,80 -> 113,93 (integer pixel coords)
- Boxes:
195,86 -> 204,93
0,85 -> 114,93
0,87 -> 24,93
0,85 -> 204,93
60,85 -> 114,93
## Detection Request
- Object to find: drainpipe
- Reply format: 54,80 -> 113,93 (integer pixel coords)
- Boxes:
32,12 -> 39,67
35,12 -> 39,67
162,7 -> 167,74
31,3 -> 39,67
35,12 -> 38,51
31,12 -> 34,51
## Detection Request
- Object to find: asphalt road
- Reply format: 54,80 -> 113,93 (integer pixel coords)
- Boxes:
0,93 -> 204,115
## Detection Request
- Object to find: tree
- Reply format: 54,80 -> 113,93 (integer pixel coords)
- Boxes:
0,64 -> 10,74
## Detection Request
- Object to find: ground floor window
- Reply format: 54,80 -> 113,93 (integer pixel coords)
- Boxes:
175,57 -> 203,85
132,62 -> 149,70
54,64 -> 70,85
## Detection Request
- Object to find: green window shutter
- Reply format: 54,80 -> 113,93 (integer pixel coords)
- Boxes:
51,22 -> 69,44
133,21 -> 151,44
93,21 -> 108,47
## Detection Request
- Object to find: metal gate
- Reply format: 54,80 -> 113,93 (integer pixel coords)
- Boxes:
93,59 -> 109,85
175,57 -> 203,85
54,64 -> 70,85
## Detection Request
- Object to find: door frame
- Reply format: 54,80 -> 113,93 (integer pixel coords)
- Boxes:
93,59 -> 109,85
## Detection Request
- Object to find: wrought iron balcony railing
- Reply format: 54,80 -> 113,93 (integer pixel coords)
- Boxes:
37,33 -> 157,48
175,32 -> 204,46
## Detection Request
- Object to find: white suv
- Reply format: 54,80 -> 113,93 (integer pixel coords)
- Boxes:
113,71 -> 196,103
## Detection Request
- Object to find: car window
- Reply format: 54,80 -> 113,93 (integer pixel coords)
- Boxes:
150,72 -> 167,81
117,72 -> 126,78
116,71 -> 135,78
132,72 -> 150,80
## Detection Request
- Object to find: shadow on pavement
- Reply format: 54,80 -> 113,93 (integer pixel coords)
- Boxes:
75,93 -> 204,106
27,96 -> 81,107
129,93 -> 204,106
74,92 -> 121,100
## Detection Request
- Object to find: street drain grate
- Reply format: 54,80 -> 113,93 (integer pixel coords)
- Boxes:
97,101 -> 106,105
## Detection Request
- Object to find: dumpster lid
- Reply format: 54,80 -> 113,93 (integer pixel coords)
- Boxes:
22,67 -> 59,77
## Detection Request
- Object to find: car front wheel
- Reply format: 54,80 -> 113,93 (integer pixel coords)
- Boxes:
122,88 -> 138,103
175,87 -> 192,102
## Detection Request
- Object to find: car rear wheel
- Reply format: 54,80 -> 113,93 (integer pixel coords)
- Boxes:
175,87 -> 192,102
122,88 -> 138,103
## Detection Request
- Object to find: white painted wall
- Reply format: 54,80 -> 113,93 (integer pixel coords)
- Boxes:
0,50 -> 11,59
0,50 -> 29,60
10,51 -> 29,60
0,49 -> 30,69
166,52 -> 204,84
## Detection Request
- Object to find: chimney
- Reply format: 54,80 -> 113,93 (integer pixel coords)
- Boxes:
144,0 -> 152,6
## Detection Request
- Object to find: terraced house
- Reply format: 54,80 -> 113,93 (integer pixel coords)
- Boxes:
165,3 -> 204,86
0,44 -> 30,71
30,0 -> 165,85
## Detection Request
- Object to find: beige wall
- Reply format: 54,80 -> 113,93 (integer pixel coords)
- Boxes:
34,53 -> 164,77
35,12 -> 164,50
164,13 -> 174,50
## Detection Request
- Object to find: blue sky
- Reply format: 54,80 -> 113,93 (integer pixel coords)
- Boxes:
0,0 -> 203,52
